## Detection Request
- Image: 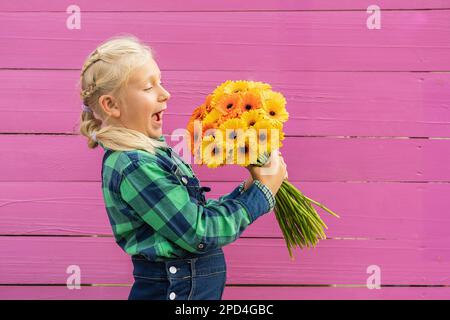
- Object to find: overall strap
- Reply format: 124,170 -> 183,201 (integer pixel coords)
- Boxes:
156,148 -> 211,194
101,149 -> 114,179
169,150 -> 195,176
155,147 -> 185,182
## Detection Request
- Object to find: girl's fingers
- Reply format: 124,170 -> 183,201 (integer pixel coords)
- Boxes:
280,157 -> 288,179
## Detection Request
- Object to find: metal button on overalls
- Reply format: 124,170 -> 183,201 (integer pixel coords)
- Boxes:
169,266 -> 177,274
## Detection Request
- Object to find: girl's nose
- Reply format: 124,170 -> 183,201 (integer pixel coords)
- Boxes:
159,88 -> 171,102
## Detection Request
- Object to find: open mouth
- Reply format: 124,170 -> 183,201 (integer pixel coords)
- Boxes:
152,110 -> 165,124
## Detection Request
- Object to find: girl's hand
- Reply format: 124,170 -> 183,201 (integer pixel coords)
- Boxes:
242,175 -> 253,191
245,151 -> 288,195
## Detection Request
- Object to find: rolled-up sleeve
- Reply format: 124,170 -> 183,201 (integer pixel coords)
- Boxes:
119,160 -> 273,254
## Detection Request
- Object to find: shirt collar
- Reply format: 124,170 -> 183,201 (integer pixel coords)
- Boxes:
99,135 -> 167,150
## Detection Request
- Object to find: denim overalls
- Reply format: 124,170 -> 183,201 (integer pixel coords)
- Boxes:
128,248 -> 227,300
103,146 -> 227,300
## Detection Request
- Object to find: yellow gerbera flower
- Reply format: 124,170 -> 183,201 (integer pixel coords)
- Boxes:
201,136 -> 225,168
253,119 -> 284,153
227,80 -> 251,94
241,109 -> 265,128
212,80 -> 234,97
219,118 -> 248,144
202,108 -> 222,126
211,80 -> 234,107
224,140 -> 238,164
235,139 -> 259,167
248,81 -> 272,91
261,91 -> 289,125
222,124 -> 258,166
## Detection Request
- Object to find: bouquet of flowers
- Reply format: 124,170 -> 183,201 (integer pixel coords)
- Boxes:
186,80 -> 339,259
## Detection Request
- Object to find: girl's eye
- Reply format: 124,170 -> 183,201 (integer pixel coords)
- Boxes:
145,82 -> 163,91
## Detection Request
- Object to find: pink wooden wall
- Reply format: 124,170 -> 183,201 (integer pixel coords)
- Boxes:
1,0 -> 449,300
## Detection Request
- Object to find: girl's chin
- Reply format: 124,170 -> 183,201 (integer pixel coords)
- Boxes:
147,127 -> 163,139
147,118 -> 163,138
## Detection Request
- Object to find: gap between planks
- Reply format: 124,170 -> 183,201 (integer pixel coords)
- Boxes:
0,284 -> 448,288
2,8 -> 450,13
1,132 -> 450,140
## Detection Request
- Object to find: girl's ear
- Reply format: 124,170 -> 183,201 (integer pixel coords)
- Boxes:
98,95 -> 120,119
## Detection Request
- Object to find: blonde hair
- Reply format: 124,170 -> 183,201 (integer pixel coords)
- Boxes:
78,34 -> 167,154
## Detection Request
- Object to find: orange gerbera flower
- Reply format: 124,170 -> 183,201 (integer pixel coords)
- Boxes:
204,94 -> 214,112
214,92 -> 244,117
190,103 -> 208,121
202,123 -> 225,151
186,119 -> 203,153
202,121 -> 219,137
186,119 -> 194,142
241,90 -> 264,112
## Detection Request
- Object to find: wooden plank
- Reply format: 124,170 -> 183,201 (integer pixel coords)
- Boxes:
0,285 -> 448,300
0,285 -> 129,300
223,286 -> 450,300
1,0 -> 449,11
2,11 -> 450,70
0,237 -> 448,285
1,70 -> 449,137
0,135 -> 449,182
1,181 -> 449,242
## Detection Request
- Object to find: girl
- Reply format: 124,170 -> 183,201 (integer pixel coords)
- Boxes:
78,35 -> 287,300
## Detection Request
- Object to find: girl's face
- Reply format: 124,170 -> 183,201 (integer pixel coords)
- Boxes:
116,58 -> 171,139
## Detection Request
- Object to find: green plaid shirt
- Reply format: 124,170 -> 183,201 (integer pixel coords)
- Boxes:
100,135 -> 275,261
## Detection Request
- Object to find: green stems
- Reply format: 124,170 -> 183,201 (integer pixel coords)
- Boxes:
253,152 -> 340,260
273,181 -> 340,260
